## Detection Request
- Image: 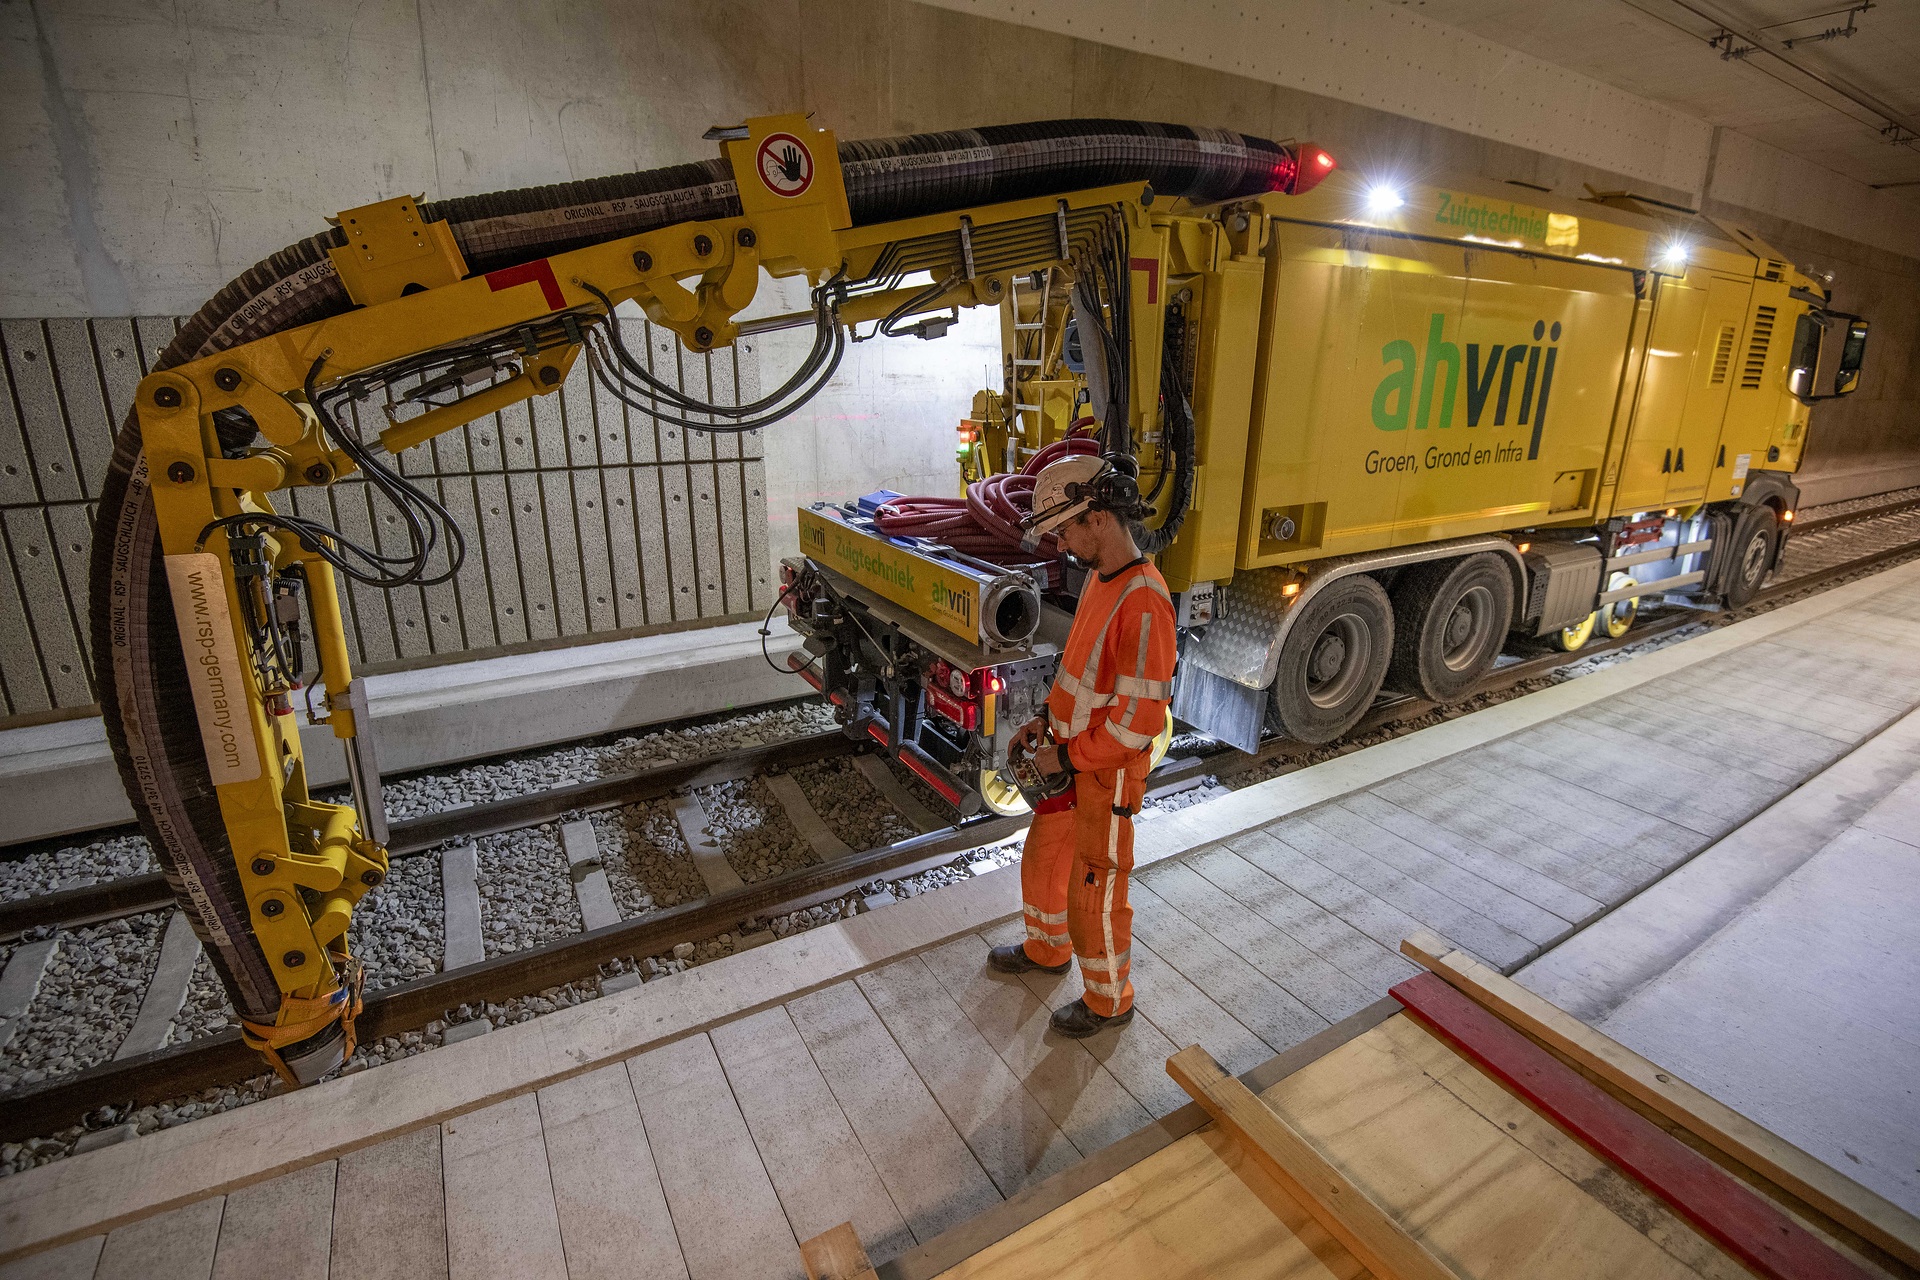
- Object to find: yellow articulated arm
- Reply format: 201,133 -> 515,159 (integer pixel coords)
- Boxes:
134,111 -> 1250,1081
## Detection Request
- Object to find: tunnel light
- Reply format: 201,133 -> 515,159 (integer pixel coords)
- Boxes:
1367,185 -> 1405,215
1281,581 -> 1302,597
1658,241 -> 1690,270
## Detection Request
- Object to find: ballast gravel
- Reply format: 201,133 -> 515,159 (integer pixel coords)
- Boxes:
475,826 -> 581,957
168,951 -> 233,1046
372,700 -> 839,822
789,759 -> 920,851
1,831 -> 153,903
588,801 -> 704,916
695,778 -> 813,882
0,914 -> 165,1092
348,850 -> 444,989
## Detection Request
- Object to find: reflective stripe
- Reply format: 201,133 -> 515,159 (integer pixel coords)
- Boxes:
1026,924 -> 1071,948
1078,948 -> 1131,974
1023,905 -> 1069,926
1081,974 -> 1129,998
1103,719 -> 1154,750
1112,675 -> 1172,699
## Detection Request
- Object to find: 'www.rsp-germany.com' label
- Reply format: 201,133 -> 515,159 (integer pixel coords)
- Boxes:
163,553 -> 263,786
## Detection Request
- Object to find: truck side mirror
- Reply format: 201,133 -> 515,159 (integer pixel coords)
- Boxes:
1834,320 -> 1868,396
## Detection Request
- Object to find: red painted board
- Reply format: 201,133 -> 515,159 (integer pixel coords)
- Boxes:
1390,972 -> 1872,1280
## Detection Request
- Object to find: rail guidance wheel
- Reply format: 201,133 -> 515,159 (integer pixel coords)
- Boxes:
1601,571 -> 1639,638
977,715 -> 1174,816
1722,505 -> 1780,608
1386,553 -> 1514,703
1270,574 -> 1394,744
1551,609 -> 1597,652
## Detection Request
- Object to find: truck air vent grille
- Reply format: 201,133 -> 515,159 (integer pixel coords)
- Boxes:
1764,260 -> 1786,281
1710,325 -> 1736,384
1741,306 -> 1776,389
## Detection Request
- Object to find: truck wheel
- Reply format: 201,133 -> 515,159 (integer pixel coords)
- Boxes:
1722,506 -> 1779,607
1387,553 -> 1514,702
1271,575 -> 1393,744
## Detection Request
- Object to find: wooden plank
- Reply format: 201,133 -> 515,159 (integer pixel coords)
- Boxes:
1124,935 -> 1273,1079
471,471 -> 529,645
1300,805 -> 1568,945
441,1094 -> 568,1280
559,820 -> 622,932
0,1236 -> 101,1280
571,469 -> 619,634
787,980 -> 1003,1242
3,509 -> 91,708
1,320 -> 84,502
1134,862 -> 1376,1023
919,933 -> 1154,1156
330,1127 -> 448,1280
1390,972 -> 1876,1280
208,1162 -> 334,1280
440,844 -> 485,970
852,755 -> 946,834
856,956 -> 1081,1197
93,1197 -> 225,1280
1126,882 -> 1328,1053
1336,792 -> 1603,924
801,1222 -> 879,1280
506,471 -> 559,641
115,912 -> 202,1059
1189,842 -> 1417,991
765,772 -> 854,861
973,920 -> 1192,1121
710,1006 -> 912,1264
1365,777 -> 1639,903
671,792 -> 747,895
1168,1043 -> 1469,1280
1401,933 -> 1920,1271
1275,813 -> 1537,966
1222,827 -> 1437,965
537,1061 -> 689,1280
627,1033 -> 799,1280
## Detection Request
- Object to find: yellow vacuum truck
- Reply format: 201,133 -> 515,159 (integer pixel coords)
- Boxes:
95,114 -> 1866,1081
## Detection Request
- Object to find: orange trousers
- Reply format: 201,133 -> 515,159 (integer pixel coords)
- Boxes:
1018,761 -> 1147,1017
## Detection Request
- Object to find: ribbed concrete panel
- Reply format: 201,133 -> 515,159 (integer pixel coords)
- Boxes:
0,318 -> 770,718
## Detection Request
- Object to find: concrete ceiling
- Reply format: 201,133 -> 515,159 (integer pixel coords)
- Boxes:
1388,0 -> 1920,204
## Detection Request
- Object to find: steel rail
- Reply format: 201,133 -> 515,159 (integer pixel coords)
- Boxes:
2,532 -> 1916,1143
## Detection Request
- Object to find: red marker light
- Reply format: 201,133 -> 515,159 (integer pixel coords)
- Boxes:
1282,144 -> 1337,195
986,672 -> 1005,695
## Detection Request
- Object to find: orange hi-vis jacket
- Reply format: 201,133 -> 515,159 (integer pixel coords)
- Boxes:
1046,558 -> 1178,784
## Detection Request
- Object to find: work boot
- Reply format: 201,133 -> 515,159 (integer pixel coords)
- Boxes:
987,944 -> 1071,976
1049,997 -> 1134,1038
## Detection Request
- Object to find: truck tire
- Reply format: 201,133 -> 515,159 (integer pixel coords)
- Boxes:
1270,575 -> 1393,744
1722,505 -> 1779,607
1386,553 -> 1513,703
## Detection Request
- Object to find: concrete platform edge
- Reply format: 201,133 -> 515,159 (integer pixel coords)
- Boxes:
2,559 -> 1915,1263
0,621 -> 807,846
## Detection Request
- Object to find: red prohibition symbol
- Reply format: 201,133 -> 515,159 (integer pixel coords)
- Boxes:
757,132 -> 814,198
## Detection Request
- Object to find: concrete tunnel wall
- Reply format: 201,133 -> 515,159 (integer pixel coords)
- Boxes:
4,0 -> 1917,648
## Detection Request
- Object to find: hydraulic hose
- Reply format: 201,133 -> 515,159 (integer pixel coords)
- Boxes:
90,120 -> 1303,1075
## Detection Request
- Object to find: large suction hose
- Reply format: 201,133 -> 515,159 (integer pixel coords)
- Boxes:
90,120 -> 1302,1068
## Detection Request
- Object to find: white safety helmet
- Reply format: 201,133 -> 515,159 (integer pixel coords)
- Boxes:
1023,455 -> 1108,540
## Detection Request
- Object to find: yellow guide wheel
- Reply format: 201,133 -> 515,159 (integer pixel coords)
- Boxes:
1601,571 -> 1639,638
1551,610 -> 1596,653
978,717 -> 1175,817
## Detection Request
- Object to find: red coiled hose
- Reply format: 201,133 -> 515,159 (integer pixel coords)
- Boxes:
873,435 -> 1098,560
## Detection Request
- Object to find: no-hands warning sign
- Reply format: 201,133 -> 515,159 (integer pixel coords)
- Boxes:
756,132 -> 814,198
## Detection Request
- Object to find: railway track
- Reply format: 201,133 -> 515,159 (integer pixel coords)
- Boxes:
1,505 -> 1917,1154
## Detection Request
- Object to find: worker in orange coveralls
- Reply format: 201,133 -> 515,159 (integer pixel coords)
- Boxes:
987,455 -> 1177,1038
